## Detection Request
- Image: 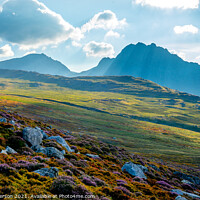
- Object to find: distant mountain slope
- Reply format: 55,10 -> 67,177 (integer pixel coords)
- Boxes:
80,43 -> 200,96
78,57 -> 114,76
0,53 -> 76,76
0,68 -> 199,103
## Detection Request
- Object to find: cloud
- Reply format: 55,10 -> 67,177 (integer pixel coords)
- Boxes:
23,50 -> 36,56
0,0 -> 83,49
72,41 -> 82,47
105,31 -> 120,39
81,10 -> 127,33
170,49 -> 186,60
133,0 -> 199,9
174,25 -> 199,34
0,44 -> 14,58
83,41 -> 115,57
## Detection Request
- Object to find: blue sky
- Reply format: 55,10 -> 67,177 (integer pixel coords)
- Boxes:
0,0 -> 200,72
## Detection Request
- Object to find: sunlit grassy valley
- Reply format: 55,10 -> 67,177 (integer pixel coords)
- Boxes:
0,72 -> 200,165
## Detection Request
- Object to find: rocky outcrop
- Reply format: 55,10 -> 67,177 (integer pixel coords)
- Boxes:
23,127 -> 43,146
32,145 -> 64,159
172,189 -> 200,199
35,127 -> 48,139
122,162 -> 147,179
48,136 -> 73,152
174,171 -> 200,185
175,196 -> 187,200
1,146 -> 17,154
86,154 -> 100,159
34,167 -> 59,178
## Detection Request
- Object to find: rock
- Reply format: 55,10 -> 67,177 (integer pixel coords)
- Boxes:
1,146 -> 17,154
23,127 -> 43,146
32,145 -> 45,152
0,118 -> 7,123
61,150 -> 65,155
86,154 -> 100,159
48,136 -> 73,152
171,189 -> 184,195
9,120 -> 15,125
175,196 -> 187,200
138,165 -> 148,173
121,162 -> 147,179
172,189 -> 200,199
0,150 -> 7,154
5,146 -> 17,154
35,127 -> 48,140
34,146 -> 64,159
174,171 -> 200,185
34,167 -> 59,178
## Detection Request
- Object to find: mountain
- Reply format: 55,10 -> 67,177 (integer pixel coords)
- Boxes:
0,53 -> 76,76
79,43 -> 200,96
78,57 -> 114,76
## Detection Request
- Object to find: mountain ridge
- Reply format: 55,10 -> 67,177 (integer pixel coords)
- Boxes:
0,53 -> 75,76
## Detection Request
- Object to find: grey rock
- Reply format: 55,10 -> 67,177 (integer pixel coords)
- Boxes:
172,189 -> 184,195
9,120 -> 15,125
61,150 -> 66,155
172,189 -> 200,199
174,171 -> 200,185
181,180 -> 193,185
48,136 -> 73,152
0,150 -> 7,154
35,127 -> 48,140
34,146 -> 64,159
121,162 -> 147,179
23,127 -> 43,146
31,145 -> 45,152
0,118 -> 7,123
6,146 -> 17,154
34,167 -> 59,178
138,165 -> 148,173
86,154 -> 100,159
175,196 -> 187,200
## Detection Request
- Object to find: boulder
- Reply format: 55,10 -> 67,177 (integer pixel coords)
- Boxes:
174,171 -> 200,185
1,146 -> 17,154
33,145 -> 64,159
86,154 -> 100,159
48,136 -> 73,152
34,167 -> 59,178
5,146 -> 17,154
35,127 -> 48,140
175,196 -> 187,200
23,127 -> 43,146
0,150 -> 7,154
0,118 -> 7,123
172,189 -> 200,199
9,120 -> 15,125
122,162 -> 147,179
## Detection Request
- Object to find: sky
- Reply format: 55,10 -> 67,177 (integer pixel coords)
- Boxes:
0,0 -> 200,72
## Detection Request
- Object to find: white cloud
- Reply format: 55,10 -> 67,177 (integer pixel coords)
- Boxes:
174,25 -> 199,34
81,10 -> 127,33
105,30 -> 120,39
23,50 -> 36,56
0,44 -> 14,58
133,0 -> 199,9
170,49 -> 186,60
0,0 -> 83,49
72,41 -> 82,47
83,41 -> 115,57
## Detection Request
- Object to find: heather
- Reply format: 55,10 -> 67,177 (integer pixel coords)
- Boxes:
0,109 -> 199,199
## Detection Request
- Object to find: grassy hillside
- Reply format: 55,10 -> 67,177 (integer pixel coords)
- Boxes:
0,73 -> 200,166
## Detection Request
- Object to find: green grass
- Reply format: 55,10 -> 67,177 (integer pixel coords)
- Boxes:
0,77 -> 200,165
